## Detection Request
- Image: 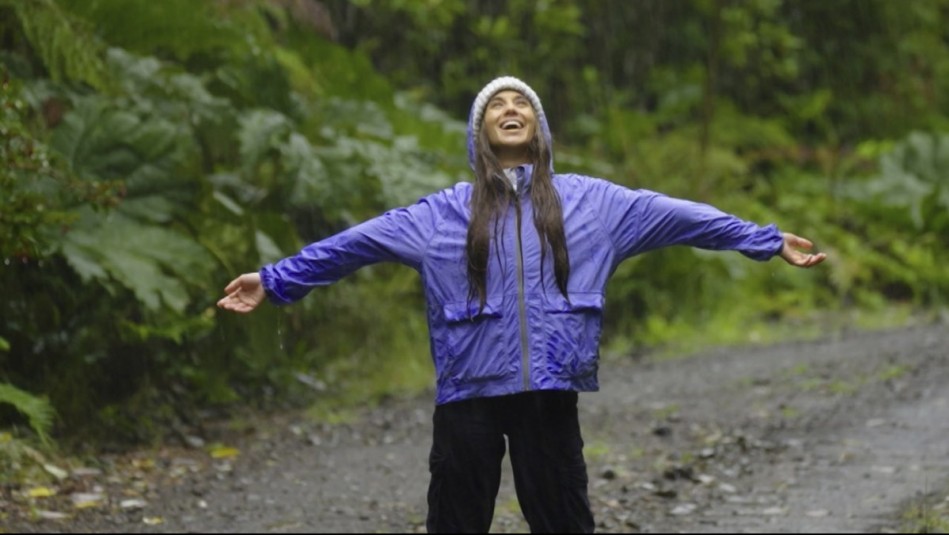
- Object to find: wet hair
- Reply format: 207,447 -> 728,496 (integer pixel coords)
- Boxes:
466,124 -> 569,311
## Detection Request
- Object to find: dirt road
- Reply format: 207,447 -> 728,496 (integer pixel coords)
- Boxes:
6,321 -> 949,533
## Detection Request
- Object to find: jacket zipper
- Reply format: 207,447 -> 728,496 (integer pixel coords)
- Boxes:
513,194 -> 531,391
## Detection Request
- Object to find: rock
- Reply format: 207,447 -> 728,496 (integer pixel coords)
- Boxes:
36,510 -> 70,520
600,467 -> 617,480
670,503 -> 697,515
120,499 -> 147,510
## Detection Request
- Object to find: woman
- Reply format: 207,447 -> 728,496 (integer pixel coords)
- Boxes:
217,76 -> 826,533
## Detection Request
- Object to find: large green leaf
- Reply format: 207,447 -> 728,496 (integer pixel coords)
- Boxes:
60,209 -> 212,313
852,132 -> 949,230
281,132 -> 331,205
49,96 -> 191,197
105,48 -> 230,123
237,109 -> 293,174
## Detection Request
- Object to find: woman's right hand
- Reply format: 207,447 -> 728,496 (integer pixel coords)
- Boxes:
217,272 -> 266,314
779,232 -> 827,268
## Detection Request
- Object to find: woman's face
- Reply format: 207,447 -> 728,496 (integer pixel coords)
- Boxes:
483,90 -> 537,160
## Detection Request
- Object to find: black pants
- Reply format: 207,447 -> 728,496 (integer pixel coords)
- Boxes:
426,391 -> 595,533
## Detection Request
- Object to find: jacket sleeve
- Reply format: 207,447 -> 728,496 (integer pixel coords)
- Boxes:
259,192 -> 442,305
587,178 -> 784,262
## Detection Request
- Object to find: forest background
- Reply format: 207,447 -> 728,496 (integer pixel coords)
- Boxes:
1,0 -> 948,459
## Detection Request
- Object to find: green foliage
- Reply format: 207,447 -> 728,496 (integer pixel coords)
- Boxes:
43,78 -> 216,313
58,0 -> 247,63
1,0 -> 111,90
296,266 -> 433,413
0,75 -> 71,258
330,0 -> 590,126
835,132 -> 949,306
854,132 -> 949,232
900,501 -> 949,533
61,210 -> 214,314
0,383 -> 55,446
2,0 -> 949,448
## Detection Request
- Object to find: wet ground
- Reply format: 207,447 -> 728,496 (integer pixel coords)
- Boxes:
4,321 -> 949,533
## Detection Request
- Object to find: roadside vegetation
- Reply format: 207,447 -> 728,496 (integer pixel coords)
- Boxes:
2,0 -> 947,476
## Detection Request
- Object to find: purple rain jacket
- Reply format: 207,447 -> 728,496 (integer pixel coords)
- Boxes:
260,104 -> 785,405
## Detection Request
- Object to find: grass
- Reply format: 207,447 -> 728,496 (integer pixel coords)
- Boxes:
303,347 -> 432,425
0,430 -> 68,487
602,302 -> 921,363
651,403 -> 681,421
583,441 -> 612,462
878,364 -> 909,381
779,405 -> 800,419
900,500 -> 949,533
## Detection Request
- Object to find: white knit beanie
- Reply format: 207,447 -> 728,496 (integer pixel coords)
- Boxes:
466,76 -> 553,170
469,76 -> 546,134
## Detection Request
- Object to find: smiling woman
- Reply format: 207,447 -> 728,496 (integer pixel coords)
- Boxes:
483,90 -> 538,167
217,75 -> 826,533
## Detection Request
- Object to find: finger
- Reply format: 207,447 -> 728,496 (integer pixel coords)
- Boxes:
789,251 -> 811,267
217,293 -> 238,309
787,233 -> 814,250
224,276 -> 243,294
800,252 -> 826,268
232,298 -> 256,313
218,296 -> 252,313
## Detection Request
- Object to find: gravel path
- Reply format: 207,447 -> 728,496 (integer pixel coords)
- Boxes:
5,321 -> 948,533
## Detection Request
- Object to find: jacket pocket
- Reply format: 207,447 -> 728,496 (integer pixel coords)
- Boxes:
541,293 -> 604,379
442,299 -> 502,323
434,298 -> 513,385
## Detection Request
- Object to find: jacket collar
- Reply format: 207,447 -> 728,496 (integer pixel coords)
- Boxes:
503,163 -> 534,193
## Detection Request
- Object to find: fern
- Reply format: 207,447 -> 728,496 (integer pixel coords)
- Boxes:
0,382 -> 55,446
2,0 -> 111,91
59,0 -> 249,63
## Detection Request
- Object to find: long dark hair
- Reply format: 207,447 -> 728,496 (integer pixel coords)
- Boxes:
465,125 -> 570,310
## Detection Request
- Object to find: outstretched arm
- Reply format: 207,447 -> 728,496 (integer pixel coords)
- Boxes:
217,272 -> 266,314
217,188 -> 447,308
586,179 -> 830,267
779,232 -> 827,268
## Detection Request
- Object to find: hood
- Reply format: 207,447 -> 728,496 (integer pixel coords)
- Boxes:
466,76 -> 554,172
